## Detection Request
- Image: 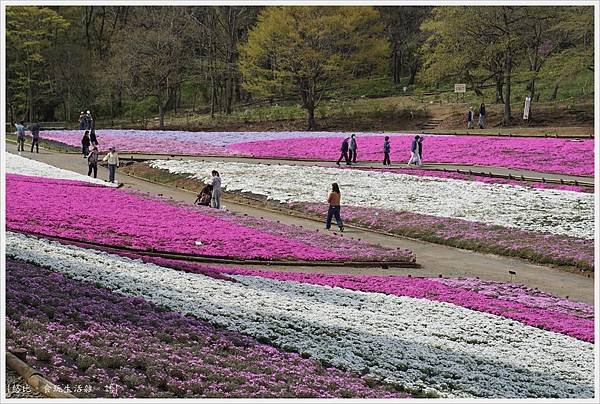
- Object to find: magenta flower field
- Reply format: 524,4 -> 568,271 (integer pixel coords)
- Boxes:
38,130 -> 593,176
6,174 -> 411,262
231,136 -> 594,176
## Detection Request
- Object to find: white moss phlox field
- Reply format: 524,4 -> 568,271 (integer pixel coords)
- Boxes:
5,152 -> 117,187
6,232 -> 594,399
148,160 -> 593,239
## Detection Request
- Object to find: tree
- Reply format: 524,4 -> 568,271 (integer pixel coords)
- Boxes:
6,6 -> 69,123
238,6 -> 389,129
110,7 -> 190,129
378,6 -> 432,85
188,7 -> 259,116
420,6 -> 531,124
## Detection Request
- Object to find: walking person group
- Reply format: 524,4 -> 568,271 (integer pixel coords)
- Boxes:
467,103 -> 486,129
337,134 -> 358,166
14,121 -> 42,153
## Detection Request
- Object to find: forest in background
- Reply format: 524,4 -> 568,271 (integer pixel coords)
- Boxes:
5,5 -> 595,130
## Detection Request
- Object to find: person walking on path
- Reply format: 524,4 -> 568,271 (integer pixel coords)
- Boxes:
15,121 -> 26,152
81,130 -> 91,157
478,103 -> 486,129
85,110 -> 93,130
383,136 -> 391,165
336,137 -> 351,166
29,122 -> 41,153
349,134 -> 358,163
90,128 -> 98,146
325,183 -> 344,232
103,147 -> 119,183
417,135 -> 424,164
467,107 -> 474,129
407,135 -> 422,167
87,146 -> 99,178
210,170 -> 222,209
79,112 -> 85,130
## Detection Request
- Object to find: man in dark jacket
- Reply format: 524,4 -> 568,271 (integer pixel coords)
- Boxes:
87,146 -> 99,178
336,137 -> 351,166
349,134 -> 358,163
29,123 -> 41,153
478,103 -> 486,129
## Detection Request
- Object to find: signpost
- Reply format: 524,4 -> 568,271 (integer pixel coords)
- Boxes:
523,96 -> 531,120
454,84 -> 466,93
454,83 -> 466,103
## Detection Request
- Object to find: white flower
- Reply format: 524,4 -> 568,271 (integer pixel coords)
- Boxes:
6,232 -> 594,399
148,160 -> 594,239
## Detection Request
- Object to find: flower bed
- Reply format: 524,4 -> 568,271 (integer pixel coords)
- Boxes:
39,129 -> 387,153
349,166 -> 591,193
76,251 -> 592,342
289,202 -> 594,271
6,173 -> 412,262
148,160 -> 594,240
6,152 -> 117,187
7,232 -> 594,399
38,130 -> 593,176
230,135 -> 594,176
6,259 -> 403,398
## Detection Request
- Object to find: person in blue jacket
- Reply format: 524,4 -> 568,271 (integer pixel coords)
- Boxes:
336,137 -> 351,166
407,135 -> 421,167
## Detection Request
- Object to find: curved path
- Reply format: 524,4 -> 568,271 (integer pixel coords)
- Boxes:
6,145 -> 594,304
114,153 -> 594,184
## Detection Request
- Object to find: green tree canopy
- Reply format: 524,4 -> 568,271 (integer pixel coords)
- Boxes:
238,6 -> 389,129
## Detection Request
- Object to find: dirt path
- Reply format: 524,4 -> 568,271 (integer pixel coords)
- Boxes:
111,153 -> 593,183
6,146 -> 594,304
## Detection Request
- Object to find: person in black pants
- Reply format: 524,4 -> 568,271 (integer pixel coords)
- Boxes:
383,136 -> 391,165
87,146 -> 98,178
348,134 -> 358,163
30,123 -> 41,153
336,137 -> 351,166
81,130 -> 90,157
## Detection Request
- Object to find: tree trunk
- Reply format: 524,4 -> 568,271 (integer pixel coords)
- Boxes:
495,76 -> 504,104
158,103 -> 165,130
550,83 -> 559,100
408,63 -> 418,85
307,106 -> 316,130
503,52 -> 512,125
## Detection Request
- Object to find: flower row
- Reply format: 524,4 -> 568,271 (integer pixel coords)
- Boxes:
7,259 -> 403,398
6,173 -> 412,262
6,152 -> 116,187
148,159 -> 594,239
6,232 -> 594,399
38,130 -> 594,176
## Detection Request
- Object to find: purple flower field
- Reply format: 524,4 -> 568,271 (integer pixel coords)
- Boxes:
6,259 -> 405,398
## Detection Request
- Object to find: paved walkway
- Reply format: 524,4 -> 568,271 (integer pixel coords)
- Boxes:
115,153 -> 593,183
6,146 -> 595,304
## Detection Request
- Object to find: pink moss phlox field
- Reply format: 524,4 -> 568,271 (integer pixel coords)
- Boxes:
139,192 -> 413,261
230,136 -> 594,176
348,167 -> 591,193
289,202 -> 593,270
5,174 -> 348,261
7,259 -> 405,398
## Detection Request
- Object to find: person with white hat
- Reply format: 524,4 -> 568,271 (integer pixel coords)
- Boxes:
467,107 -> 474,129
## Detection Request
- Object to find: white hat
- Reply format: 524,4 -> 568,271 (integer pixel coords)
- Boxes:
86,110 -> 90,114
